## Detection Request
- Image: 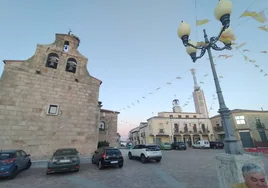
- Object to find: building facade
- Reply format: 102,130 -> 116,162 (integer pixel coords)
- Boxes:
211,109 -> 268,148
129,69 -> 215,146
0,33 -> 118,159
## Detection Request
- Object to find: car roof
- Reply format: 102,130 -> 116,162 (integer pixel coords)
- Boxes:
56,148 -> 77,151
101,147 -> 119,150
0,150 -> 20,153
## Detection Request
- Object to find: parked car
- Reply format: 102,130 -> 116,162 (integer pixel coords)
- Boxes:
192,140 -> 210,149
171,142 -> 187,150
128,144 -> 162,163
159,143 -> 172,150
0,150 -> 31,179
46,148 -> 80,175
92,147 -> 123,170
210,141 -> 224,149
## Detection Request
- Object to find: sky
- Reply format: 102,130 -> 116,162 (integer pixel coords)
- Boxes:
0,0 -> 268,139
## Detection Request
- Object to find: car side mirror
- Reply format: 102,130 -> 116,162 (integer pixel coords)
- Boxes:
26,154 -> 30,157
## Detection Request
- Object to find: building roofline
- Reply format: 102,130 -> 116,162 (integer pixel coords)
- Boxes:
101,109 -> 120,114
91,76 -> 102,85
147,116 -> 209,121
3,60 -> 25,64
158,111 -> 202,114
210,109 -> 268,119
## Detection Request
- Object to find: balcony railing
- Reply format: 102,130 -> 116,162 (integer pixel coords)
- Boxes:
214,126 -> 224,132
159,129 -> 165,133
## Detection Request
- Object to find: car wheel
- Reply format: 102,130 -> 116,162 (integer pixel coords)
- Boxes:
8,167 -> 18,180
98,161 -> 103,170
92,156 -> 95,164
25,160 -> 32,170
119,164 -> 123,168
156,159 -> 161,163
184,148 -> 186,150
75,168 -> 79,172
128,152 -> 132,160
140,154 -> 147,164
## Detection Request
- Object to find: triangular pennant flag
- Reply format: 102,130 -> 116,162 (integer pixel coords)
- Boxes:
142,97 -> 146,99
204,74 -> 208,77
264,74 -> 267,76
132,103 -> 134,106
156,87 -> 161,90
236,42 -> 247,49
219,76 -> 223,78
167,82 -> 172,85
200,82 -> 204,84
260,50 -> 268,53
196,19 -> 210,26
255,65 -> 260,68
225,55 -> 233,59
244,55 -> 248,61
137,100 -> 140,103
260,69 -> 263,72
243,49 -> 250,52
176,76 -> 182,79
259,25 -> 268,32
253,11 -> 267,23
218,54 -> 227,58
249,60 -> 256,63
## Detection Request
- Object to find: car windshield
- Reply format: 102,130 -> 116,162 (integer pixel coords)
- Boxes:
146,145 -> 160,151
54,149 -> 77,156
0,153 -> 14,160
106,149 -> 121,156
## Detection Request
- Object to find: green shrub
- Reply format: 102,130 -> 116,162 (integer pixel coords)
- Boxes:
98,140 -> 110,148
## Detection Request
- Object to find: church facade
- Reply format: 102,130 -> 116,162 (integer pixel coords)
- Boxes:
0,33 -> 119,159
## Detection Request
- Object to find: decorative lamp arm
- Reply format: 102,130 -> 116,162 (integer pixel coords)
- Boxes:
211,43 -> 232,51
193,47 -> 207,62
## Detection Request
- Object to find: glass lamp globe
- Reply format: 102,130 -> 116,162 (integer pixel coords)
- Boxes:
186,41 -> 197,55
214,0 -> 232,27
177,21 -> 191,45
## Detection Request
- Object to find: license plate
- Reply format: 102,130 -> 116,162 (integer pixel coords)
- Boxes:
111,161 -> 118,164
60,159 -> 70,163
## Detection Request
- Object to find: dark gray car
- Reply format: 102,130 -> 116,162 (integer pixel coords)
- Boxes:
46,148 -> 80,175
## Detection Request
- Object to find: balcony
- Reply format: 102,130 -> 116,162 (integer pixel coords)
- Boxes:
157,129 -> 169,136
214,126 -> 224,132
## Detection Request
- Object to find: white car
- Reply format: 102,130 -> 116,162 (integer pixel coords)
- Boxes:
128,144 -> 162,163
192,140 -> 210,149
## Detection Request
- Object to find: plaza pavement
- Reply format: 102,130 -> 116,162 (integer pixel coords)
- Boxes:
1,149 -> 268,188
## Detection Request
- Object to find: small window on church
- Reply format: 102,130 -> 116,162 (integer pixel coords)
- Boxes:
99,121 -> 105,131
47,104 -> 59,115
66,58 -> 77,73
186,115 -> 189,118
46,53 -> 59,69
63,41 -> 69,52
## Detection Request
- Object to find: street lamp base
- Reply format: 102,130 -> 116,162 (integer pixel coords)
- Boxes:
218,107 -> 244,155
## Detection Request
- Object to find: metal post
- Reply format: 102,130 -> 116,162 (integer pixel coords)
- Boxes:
203,29 -> 244,155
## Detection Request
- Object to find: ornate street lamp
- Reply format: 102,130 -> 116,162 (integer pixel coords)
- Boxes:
177,0 -> 243,155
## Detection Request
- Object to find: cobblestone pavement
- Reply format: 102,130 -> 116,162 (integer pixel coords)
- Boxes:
1,149 -> 268,188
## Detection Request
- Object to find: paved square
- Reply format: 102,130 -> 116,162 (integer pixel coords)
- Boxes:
1,149 -> 268,188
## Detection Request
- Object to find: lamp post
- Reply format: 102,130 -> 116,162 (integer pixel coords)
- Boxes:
177,0 -> 243,155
